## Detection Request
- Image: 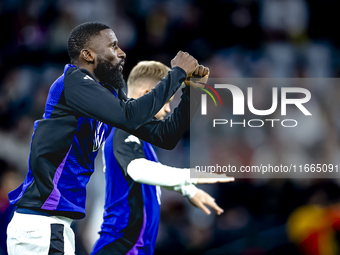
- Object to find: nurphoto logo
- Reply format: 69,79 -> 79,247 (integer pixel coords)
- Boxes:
199,84 -> 312,128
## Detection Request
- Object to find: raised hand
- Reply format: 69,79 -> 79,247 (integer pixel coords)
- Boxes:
189,189 -> 224,215
184,65 -> 210,89
171,51 -> 198,76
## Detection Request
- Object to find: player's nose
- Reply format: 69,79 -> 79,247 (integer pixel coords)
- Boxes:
118,47 -> 126,59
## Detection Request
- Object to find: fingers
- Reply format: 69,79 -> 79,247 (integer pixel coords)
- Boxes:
197,177 -> 234,184
203,67 -> 209,77
192,65 -> 210,78
216,176 -> 235,183
197,173 -> 235,184
171,51 -> 198,75
198,65 -> 204,77
205,198 -> 224,215
193,65 -> 204,77
192,190 -> 224,215
172,51 -> 211,80
197,201 -> 211,215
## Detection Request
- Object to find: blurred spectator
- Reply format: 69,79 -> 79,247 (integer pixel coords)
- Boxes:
288,181 -> 340,255
0,160 -> 21,255
0,116 -> 34,174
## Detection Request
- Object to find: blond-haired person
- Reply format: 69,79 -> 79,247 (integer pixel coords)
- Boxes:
91,61 -> 233,255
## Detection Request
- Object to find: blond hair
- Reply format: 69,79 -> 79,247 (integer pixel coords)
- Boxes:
127,61 -> 170,88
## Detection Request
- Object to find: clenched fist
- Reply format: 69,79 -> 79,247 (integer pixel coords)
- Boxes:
171,51 -> 198,76
184,65 -> 210,89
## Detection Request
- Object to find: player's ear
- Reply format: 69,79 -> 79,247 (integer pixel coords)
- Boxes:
142,89 -> 150,96
80,49 -> 95,64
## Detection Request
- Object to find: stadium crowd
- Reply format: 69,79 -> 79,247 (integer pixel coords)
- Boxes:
1,0 -> 340,254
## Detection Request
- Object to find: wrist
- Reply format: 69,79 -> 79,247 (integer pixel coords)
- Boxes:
176,184 -> 198,199
172,66 -> 187,77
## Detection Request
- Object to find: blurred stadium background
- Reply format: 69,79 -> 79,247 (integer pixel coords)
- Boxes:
1,0 -> 340,254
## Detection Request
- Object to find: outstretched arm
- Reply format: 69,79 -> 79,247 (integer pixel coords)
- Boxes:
112,129 -> 234,185
64,51 -> 197,131
127,158 -> 234,186
128,159 -> 230,215
112,129 -> 233,215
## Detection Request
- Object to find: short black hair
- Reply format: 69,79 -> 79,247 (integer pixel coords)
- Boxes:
68,22 -> 110,64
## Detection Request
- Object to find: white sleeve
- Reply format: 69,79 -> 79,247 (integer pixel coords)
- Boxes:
173,184 -> 198,199
127,158 -> 198,187
163,184 -> 198,198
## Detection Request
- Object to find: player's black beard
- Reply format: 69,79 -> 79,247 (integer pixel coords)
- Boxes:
94,57 -> 125,89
